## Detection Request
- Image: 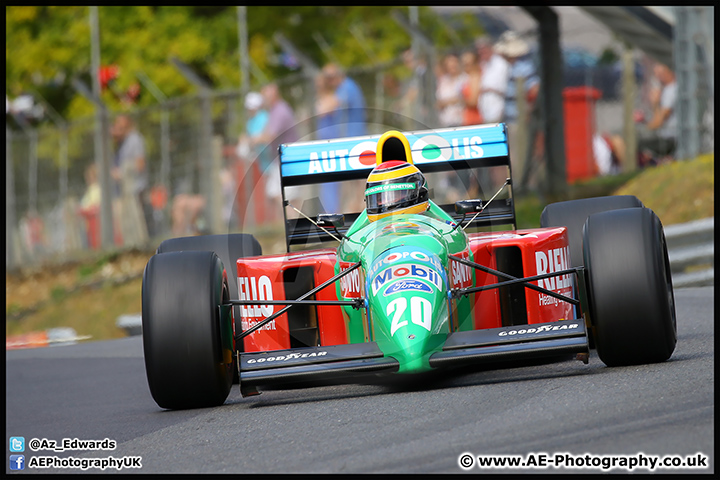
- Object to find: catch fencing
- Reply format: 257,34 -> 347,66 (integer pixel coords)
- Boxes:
665,217 -> 714,288
6,59 -> 425,270
5,31 -> 678,270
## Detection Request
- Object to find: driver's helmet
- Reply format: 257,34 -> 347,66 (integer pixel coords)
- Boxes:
365,160 -> 429,222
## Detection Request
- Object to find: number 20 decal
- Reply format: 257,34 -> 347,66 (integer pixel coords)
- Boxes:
388,296 -> 432,336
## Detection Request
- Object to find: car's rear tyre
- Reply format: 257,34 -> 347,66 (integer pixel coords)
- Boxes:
156,233 -> 262,315
142,251 -> 235,409
541,195 -> 644,268
582,208 -> 676,366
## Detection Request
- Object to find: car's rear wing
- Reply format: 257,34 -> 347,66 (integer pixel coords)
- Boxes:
278,123 -> 516,251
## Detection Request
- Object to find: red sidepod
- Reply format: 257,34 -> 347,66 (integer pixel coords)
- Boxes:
467,227 -> 575,329
237,227 -> 575,352
237,249 -> 348,352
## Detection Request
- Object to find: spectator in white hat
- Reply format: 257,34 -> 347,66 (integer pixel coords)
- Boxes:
476,35 -> 510,125
495,31 -> 540,187
494,31 -> 539,124
237,92 -> 268,160
232,91 -> 270,226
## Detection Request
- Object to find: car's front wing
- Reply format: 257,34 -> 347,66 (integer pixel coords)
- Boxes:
237,319 -> 588,396
429,318 -> 588,368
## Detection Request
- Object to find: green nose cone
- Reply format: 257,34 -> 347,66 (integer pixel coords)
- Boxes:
362,242 -> 452,374
381,323 -> 448,373
367,272 -> 450,373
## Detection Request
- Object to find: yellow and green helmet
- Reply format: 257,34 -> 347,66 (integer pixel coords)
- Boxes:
365,160 -> 429,222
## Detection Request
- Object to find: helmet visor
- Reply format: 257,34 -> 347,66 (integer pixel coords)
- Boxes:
365,182 -> 418,214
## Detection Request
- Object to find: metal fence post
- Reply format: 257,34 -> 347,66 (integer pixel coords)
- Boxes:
238,6 -> 250,97
375,70 -> 384,127
90,6 -> 114,248
59,126 -> 69,213
392,9 -> 437,128
159,105 -> 170,231
211,134 -> 223,233
58,125 -> 70,253
622,44 -> 638,172
171,58 -> 216,234
6,125 -> 16,269
526,6 -> 567,198
136,70 -> 171,235
199,91 -> 214,233
514,76 -> 528,187
28,128 -> 38,215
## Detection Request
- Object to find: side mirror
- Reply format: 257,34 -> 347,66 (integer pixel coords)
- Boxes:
317,213 -> 345,229
455,200 -> 484,215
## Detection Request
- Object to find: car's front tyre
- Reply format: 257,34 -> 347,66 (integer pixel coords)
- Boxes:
583,207 -> 676,366
142,251 -> 234,409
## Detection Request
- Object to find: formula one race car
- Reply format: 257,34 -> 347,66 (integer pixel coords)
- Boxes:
142,124 -> 676,410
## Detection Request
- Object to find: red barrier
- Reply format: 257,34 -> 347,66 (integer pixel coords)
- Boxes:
80,206 -> 101,250
563,86 -> 602,183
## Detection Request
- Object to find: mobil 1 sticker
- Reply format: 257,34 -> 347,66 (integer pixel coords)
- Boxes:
370,263 -> 444,296
367,246 -> 448,297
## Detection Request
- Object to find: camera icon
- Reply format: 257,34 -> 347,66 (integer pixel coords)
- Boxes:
9,437 -> 25,453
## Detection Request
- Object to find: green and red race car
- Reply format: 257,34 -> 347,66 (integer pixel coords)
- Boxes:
141,124 -> 676,410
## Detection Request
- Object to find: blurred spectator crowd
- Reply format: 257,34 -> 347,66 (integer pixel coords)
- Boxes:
12,29 -> 681,260
222,29 -> 680,228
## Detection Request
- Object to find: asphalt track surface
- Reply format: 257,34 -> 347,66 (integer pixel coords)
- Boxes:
6,287 -> 714,474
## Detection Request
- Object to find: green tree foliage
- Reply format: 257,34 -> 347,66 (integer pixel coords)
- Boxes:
7,6 -> 484,121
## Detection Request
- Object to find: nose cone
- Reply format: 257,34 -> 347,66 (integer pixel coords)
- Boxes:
364,245 -> 451,373
376,315 -> 448,373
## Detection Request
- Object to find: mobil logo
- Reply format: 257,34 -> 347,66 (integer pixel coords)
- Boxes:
535,246 -> 572,292
384,279 -> 433,296
371,263 -> 443,296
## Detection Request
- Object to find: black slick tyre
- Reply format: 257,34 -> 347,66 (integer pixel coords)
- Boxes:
142,251 -> 235,409
582,208 -> 676,367
156,233 -> 262,320
541,195 -> 644,268
156,234 -> 262,384
540,195 -> 643,349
